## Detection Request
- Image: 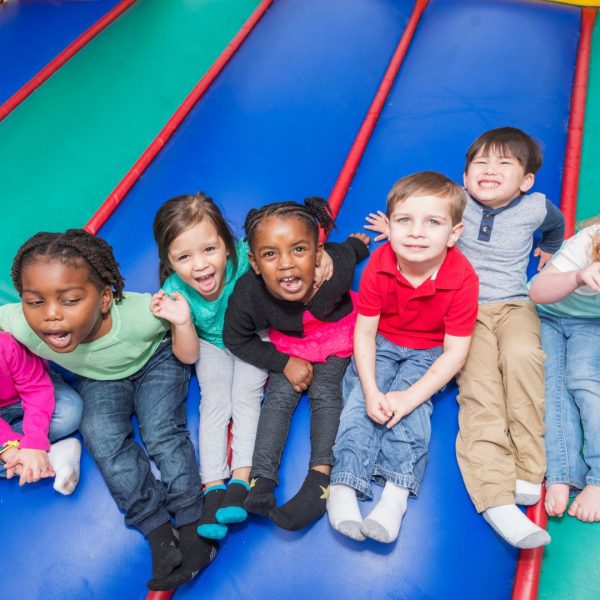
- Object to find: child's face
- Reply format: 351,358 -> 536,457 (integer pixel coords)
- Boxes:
168,219 -> 229,301
464,148 -> 534,209
386,194 -> 463,269
249,216 -> 323,303
20,258 -> 113,353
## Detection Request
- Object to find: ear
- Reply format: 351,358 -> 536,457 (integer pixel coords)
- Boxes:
463,172 -> 468,187
520,172 -> 535,193
315,242 -> 325,266
101,286 -> 114,315
248,252 -> 261,275
447,222 -> 464,248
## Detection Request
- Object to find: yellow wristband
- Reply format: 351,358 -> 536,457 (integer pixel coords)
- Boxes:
0,440 -> 20,456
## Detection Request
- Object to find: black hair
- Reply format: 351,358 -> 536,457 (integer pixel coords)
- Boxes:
243,197 -> 335,251
11,229 -> 125,302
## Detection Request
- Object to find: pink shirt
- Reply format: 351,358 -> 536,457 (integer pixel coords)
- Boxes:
269,292 -> 358,363
0,332 -> 54,451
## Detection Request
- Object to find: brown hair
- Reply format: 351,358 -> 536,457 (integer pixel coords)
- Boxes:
465,126 -> 542,175
153,192 -> 237,285
386,171 -> 467,225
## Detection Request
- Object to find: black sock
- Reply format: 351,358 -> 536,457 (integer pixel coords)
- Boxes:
243,477 -> 276,517
269,470 -> 330,531
147,522 -> 182,580
147,520 -> 218,591
197,485 -> 228,539
215,480 -> 249,524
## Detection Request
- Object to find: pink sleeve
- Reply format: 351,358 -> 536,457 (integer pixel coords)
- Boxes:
6,338 -> 54,451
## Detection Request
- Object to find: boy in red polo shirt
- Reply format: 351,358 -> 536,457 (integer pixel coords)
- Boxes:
327,171 -> 478,543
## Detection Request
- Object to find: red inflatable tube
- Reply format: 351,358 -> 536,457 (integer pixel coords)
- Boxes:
85,0 -> 274,235
0,0 -> 135,121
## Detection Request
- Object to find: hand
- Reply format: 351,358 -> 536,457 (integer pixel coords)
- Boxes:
11,448 -> 54,486
314,250 -> 333,289
384,390 -> 417,429
1,446 -> 21,479
534,247 -> 553,271
365,389 -> 392,425
576,262 -> 600,292
150,290 -> 192,326
364,211 -> 388,242
283,357 -> 314,392
349,232 -> 371,247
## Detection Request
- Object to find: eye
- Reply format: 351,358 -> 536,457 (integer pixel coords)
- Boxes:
428,219 -> 441,226
293,246 -> 307,254
394,217 -> 409,224
62,298 -> 81,306
204,246 -> 215,253
176,254 -> 190,262
261,250 -> 276,259
24,299 -> 43,307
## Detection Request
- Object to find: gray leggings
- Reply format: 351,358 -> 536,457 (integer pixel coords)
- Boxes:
251,355 -> 350,483
196,339 -> 268,483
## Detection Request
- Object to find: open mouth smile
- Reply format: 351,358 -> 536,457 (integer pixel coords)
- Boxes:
279,275 -> 304,293
44,330 -> 73,349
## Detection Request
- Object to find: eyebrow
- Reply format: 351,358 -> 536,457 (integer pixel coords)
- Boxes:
22,286 -> 86,294
257,238 -> 312,250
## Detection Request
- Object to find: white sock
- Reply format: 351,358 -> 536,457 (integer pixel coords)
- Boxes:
360,481 -> 409,543
515,479 -> 542,506
327,484 -> 365,541
48,438 -> 81,496
483,504 -> 550,548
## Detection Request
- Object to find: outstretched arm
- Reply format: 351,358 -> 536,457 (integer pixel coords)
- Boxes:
529,263 -> 600,304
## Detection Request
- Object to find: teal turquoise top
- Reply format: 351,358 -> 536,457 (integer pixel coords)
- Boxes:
162,238 -> 250,349
534,224 -> 600,319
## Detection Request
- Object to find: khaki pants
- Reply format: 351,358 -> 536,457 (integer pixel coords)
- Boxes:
456,301 -> 546,512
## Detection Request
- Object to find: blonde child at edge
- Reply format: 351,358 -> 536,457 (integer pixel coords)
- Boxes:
529,218 -> 600,522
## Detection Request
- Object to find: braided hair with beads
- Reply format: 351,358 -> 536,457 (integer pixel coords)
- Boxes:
243,197 -> 335,251
11,229 -> 125,302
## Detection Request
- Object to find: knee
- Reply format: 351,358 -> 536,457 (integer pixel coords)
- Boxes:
51,383 -> 84,435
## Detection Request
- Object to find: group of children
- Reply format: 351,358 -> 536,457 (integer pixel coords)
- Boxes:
1,126 -> 599,591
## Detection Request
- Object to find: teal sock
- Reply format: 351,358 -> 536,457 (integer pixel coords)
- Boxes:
197,485 -> 228,540
216,479 -> 250,524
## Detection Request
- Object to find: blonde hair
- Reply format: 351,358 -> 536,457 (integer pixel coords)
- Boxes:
578,215 -> 600,263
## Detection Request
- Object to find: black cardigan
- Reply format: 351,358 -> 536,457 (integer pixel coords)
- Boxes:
223,237 -> 369,372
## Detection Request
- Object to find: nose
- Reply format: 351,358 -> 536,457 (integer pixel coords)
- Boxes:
192,254 -> 208,271
43,301 -> 62,321
277,250 -> 293,270
408,221 -> 424,237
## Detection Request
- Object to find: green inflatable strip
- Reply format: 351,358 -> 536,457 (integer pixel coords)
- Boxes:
0,0 -> 260,303
577,15 -> 600,222
539,17 -> 600,600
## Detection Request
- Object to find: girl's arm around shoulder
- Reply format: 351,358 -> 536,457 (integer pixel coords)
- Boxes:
385,333 -> 472,429
150,290 -> 199,363
529,263 -> 600,304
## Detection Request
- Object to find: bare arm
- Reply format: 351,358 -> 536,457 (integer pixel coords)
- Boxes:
354,314 -> 391,424
385,333 -> 472,428
529,263 -> 600,304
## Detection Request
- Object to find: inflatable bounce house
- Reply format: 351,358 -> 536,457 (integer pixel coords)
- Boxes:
1,1 -> 599,598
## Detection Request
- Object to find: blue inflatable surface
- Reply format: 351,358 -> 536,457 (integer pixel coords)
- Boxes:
0,0 -> 581,598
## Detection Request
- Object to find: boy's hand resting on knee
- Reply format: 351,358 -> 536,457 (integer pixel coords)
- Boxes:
365,389 -> 392,425
385,390 -> 417,428
284,357 -> 313,392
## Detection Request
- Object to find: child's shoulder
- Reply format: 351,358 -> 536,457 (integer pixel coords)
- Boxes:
438,247 -> 478,286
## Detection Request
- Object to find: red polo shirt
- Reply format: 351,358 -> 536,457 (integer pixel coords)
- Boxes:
357,243 -> 479,349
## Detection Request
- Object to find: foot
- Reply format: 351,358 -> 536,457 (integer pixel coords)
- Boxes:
244,477 -> 276,517
515,479 -> 542,506
545,483 -> 570,517
360,482 -> 409,543
216,479 -> 249,524
147,522 -> 182,580
147,521 -> 218,591
197,485 -> 227,540
327,484 -> 365,541
48,438 -> 81,495
568,485 -> 600,522
269,470 -> 330,531
483,504 -> 550,549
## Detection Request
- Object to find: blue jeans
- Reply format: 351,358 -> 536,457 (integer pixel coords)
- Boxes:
0,372 -> 83,478
540,313 -> 600,490
76,339 -> 202,535
331,335 -> 443,499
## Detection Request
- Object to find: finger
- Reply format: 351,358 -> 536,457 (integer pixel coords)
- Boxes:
364,224 -> 377,231
19,468 -> 30,486
386,411 -> 401,429
374,233 -> 386,242
533,247 -> 541,257
6,466 -> 15,479
377,210 -> 386,217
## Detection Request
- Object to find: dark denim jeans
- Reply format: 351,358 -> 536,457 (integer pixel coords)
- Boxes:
0,372 -> 83,478
76,340 -> 202,536
251,355 -> 350,483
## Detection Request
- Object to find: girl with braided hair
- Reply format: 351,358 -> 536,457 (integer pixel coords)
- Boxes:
0,229 -> 215,592
222,197 -> 370,531
150,193 -> 333,540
